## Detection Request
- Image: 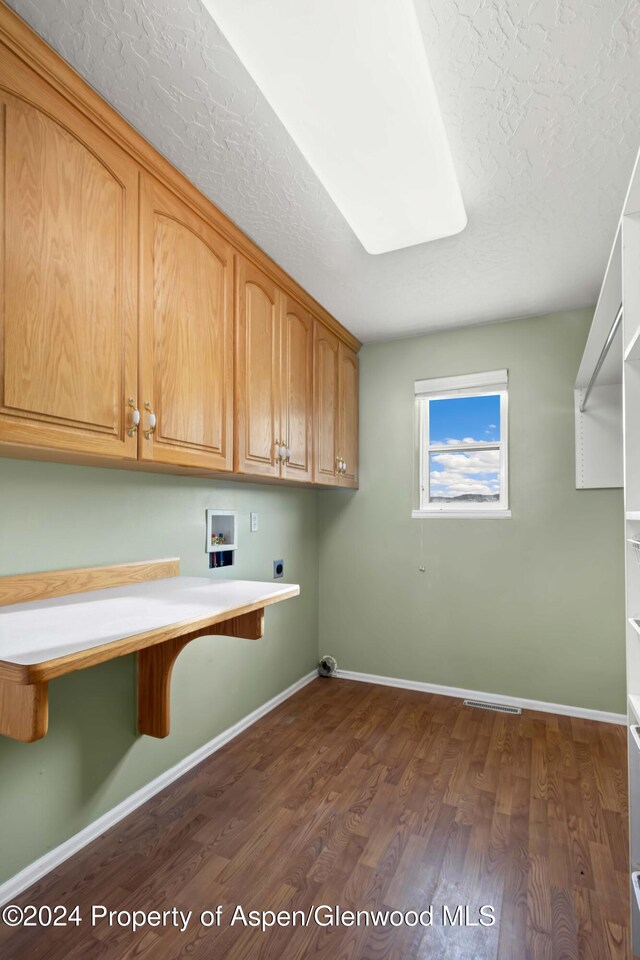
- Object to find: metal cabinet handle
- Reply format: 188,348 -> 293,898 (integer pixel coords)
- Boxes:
127,398 -> 140,437
285,446 -> 291,463
144,401 -> 157,439
275,439 -> 285,460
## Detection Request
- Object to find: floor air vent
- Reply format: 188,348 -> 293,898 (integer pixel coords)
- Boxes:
463,699 -> 521,715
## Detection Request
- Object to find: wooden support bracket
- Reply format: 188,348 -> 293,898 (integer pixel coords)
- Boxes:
137,608 -> 265,738
0,558 -> 296,743
0,677 -> 48,742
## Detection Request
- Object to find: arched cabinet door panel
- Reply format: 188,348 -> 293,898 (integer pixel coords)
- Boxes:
235,257 -> 281,478
314,323 -> 340,486
281,295 -> 313,483
138,175 -> 233,471
313,324 -> 359,488
338,343 -> 359,488
0,54 -> 138,457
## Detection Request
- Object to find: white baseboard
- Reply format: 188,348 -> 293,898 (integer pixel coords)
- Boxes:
335,669 -> 626,725
0,670 -> 317,908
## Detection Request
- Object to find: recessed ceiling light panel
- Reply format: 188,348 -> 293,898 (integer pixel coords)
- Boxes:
202,0 -> 466,254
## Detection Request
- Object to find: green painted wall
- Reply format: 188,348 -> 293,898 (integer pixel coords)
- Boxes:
0,307 -> 626,886
318,308 -> 626,714
0,462 -> 319,884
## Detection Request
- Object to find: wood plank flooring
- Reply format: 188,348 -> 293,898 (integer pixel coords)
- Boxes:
0,679 -> 630,960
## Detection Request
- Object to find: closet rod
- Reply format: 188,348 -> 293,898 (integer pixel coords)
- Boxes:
580,302 -> 623,412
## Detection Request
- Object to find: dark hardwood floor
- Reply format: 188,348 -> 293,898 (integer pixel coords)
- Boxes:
0,679 -> 630,959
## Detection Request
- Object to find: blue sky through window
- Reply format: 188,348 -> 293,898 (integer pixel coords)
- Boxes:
428,394 -> 501,502
429,394 -> 500,445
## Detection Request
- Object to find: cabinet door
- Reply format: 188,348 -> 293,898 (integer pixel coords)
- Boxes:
139,175 -> 233,471
235,257 -> 281,477
281,295 -> 313,483
338,343 -> 359,488
0,54 -> 138,457
314,322 -> 340,486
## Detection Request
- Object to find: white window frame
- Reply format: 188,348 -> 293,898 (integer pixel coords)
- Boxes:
412,369 -> 510,519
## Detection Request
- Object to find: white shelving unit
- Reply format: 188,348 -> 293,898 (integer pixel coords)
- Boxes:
626,325 -> 640,363
578,144 -> 640,958
622,150 -> 640,960
574,226 -> 623,489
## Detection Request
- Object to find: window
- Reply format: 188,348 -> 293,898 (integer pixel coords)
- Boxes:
413,370 -> 510,518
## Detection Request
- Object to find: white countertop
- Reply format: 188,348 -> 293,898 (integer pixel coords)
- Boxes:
0,577 -> 299,666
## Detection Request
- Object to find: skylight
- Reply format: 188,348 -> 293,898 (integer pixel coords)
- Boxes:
202,0 -> 467,255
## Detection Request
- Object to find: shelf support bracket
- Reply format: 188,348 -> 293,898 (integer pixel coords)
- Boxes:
137,608 -> 265,738
0,678 -> 49,742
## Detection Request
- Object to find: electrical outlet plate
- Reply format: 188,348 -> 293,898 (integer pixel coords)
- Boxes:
273,559 -> 284,579
250,512 -> 258,533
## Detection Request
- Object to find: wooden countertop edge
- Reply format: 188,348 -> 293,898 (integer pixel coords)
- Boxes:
0,585 -> 300,685
0,557 -> 181,607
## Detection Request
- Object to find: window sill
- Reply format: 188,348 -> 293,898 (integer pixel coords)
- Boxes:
411,509 -> 512,520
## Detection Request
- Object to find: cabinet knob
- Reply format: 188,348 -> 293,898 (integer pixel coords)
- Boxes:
143,401 -> 157,439
275,440 -> 285,460
285,446 -> 291,463
127,398 -> 140,437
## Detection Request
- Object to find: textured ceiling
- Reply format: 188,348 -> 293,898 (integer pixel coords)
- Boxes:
8,0 -> 640,341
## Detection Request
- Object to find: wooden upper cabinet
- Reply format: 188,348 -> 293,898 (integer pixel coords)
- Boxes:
314,324 -> 359,487
280,295 -> 313,483
0,9 -> 360,483
138,175 -> 233,471
338,343 -> 359,488
314,323 -> 340,486
235,256 -> 281,477
0,50 -> 138,457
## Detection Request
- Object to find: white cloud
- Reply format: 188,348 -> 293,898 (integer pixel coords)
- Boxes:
432,450 -> 499,473
443,436 -> 481,445
430,478 -> 498,497
430,449 -> 500,498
